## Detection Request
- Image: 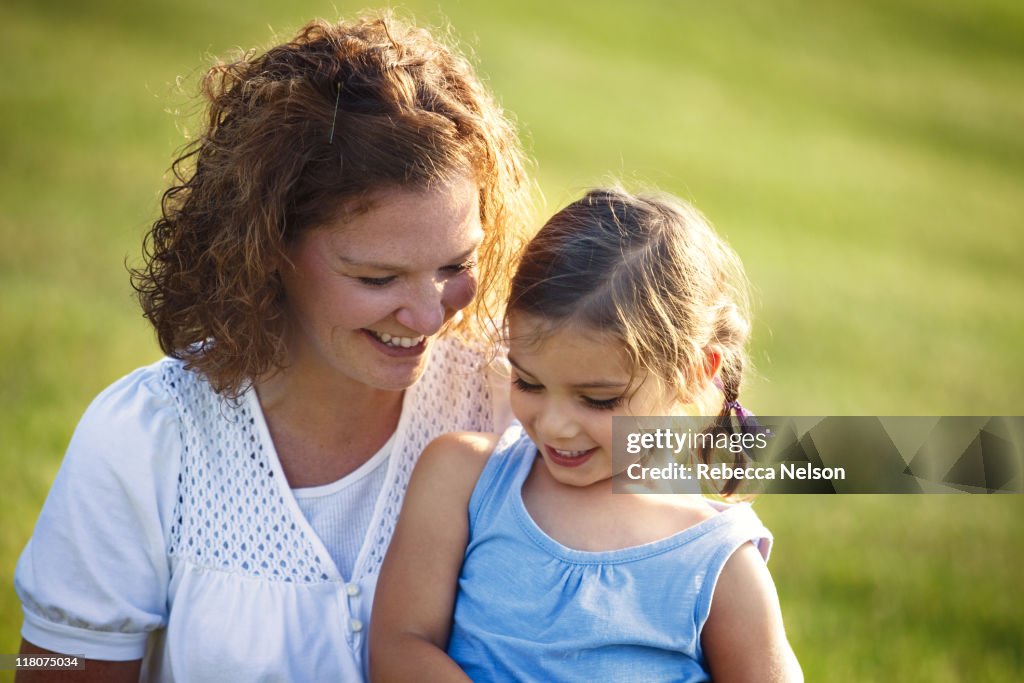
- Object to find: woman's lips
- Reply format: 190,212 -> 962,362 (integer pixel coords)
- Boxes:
362,329 -> 427,357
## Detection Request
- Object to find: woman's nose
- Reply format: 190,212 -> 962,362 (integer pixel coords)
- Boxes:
395,273 -> 477,336
394,278 -> 447,336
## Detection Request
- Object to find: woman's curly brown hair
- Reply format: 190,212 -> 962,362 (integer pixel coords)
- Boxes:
131,12 -> 532,397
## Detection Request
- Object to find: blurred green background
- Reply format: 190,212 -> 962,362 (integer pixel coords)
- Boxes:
1,0 -> 1022,680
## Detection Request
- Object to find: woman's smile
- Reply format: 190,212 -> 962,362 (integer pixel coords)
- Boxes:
279,177 -> 483,393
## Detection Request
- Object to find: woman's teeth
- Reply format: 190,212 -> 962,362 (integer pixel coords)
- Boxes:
370,330 -> 425,348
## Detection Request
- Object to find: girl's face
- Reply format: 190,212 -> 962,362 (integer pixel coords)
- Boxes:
279,177 -> 483,392
508,313 -> 677,489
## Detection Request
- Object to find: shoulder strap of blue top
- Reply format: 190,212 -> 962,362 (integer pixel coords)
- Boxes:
467,422 -> 533,528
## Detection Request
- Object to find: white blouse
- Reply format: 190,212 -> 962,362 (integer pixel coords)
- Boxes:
15,338 -> 510,682
293,431 -> 394,579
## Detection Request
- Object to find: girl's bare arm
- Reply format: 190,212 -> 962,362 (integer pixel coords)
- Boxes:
369,432 -> 498,683
701,543 -> 803,682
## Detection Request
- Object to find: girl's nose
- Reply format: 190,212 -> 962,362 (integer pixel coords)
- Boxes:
535,401 -> 580,442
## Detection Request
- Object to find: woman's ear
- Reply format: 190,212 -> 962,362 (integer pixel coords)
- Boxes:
272,243 -> 297,277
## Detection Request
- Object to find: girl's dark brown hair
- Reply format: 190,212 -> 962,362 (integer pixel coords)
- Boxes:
131,13 -> 530,396
507,187 -> 752,494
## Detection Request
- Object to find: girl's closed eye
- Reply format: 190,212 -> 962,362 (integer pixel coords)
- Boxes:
513,374 -> 624,411
581,394 -> 625,411
512,375 -> 543,393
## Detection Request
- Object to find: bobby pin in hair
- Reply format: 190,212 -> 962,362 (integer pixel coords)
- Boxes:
328,83 -> 341,143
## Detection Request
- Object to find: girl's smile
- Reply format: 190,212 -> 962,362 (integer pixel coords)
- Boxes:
543,445 -> 598,468
508,312 -> 676,488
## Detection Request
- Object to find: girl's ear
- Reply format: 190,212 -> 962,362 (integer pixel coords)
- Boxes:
702,350 -> 723,383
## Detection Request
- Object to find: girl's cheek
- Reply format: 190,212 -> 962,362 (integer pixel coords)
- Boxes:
509,387 -> 534,424
444,271 -> 477,312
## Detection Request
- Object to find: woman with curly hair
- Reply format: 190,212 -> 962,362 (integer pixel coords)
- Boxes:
15,13 -> 530,682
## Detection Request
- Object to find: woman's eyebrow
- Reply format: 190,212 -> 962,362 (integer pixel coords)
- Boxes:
336,245 -> 478,271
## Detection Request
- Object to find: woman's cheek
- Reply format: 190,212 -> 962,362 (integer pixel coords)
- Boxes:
444,271 -> 477,312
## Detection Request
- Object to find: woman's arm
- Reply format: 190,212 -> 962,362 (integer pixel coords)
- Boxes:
369,432 -> 498,683
15,640 -> 141,683
14,367 -> 177,676
701,543 -> 803,682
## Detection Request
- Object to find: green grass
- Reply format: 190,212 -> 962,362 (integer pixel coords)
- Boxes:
756,495 -> 1024,681
1,0 -> 1022,680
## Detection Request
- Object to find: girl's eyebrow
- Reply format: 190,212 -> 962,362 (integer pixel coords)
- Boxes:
507,356 -> 534,379
507,356 -> 629,390
337,245 -> 478,271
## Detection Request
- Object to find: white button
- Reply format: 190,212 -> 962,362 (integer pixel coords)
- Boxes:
346,583 -> 360,597
350,618 -> 364,633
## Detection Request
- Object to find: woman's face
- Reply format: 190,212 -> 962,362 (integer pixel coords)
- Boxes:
279,177 -> 483,392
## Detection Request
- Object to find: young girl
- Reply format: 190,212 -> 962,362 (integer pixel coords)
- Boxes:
370,188 -> 802,682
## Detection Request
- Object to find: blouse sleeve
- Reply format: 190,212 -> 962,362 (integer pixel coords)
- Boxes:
15,361 -> 182,660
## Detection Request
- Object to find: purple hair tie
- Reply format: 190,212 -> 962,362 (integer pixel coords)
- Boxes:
713,376 -> 762,430
726,400 -> 754,420
711,377 -> 771,458
713,376 -> 740,413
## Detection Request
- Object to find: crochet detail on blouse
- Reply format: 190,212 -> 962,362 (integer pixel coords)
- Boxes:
353,338 -> 494,585
164,361 -> 332,583
165,338 -> 495,584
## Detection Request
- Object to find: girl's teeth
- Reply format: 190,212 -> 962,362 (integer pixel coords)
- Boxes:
554,448 -> 590,457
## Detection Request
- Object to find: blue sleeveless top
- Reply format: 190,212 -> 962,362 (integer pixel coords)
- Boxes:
447,424 -> 773,682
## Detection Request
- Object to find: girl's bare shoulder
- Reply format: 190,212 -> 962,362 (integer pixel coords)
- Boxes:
632,493 -> 722,535
412,431 -> 502,493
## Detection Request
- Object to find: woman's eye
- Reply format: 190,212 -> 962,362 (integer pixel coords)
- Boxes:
442,259 -> 476,276
512,376 -> 543,393
582,395 -> 625,411
358,276 -> 396,287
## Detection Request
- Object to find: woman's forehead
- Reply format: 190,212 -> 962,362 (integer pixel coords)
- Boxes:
315,178 -> 483,262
